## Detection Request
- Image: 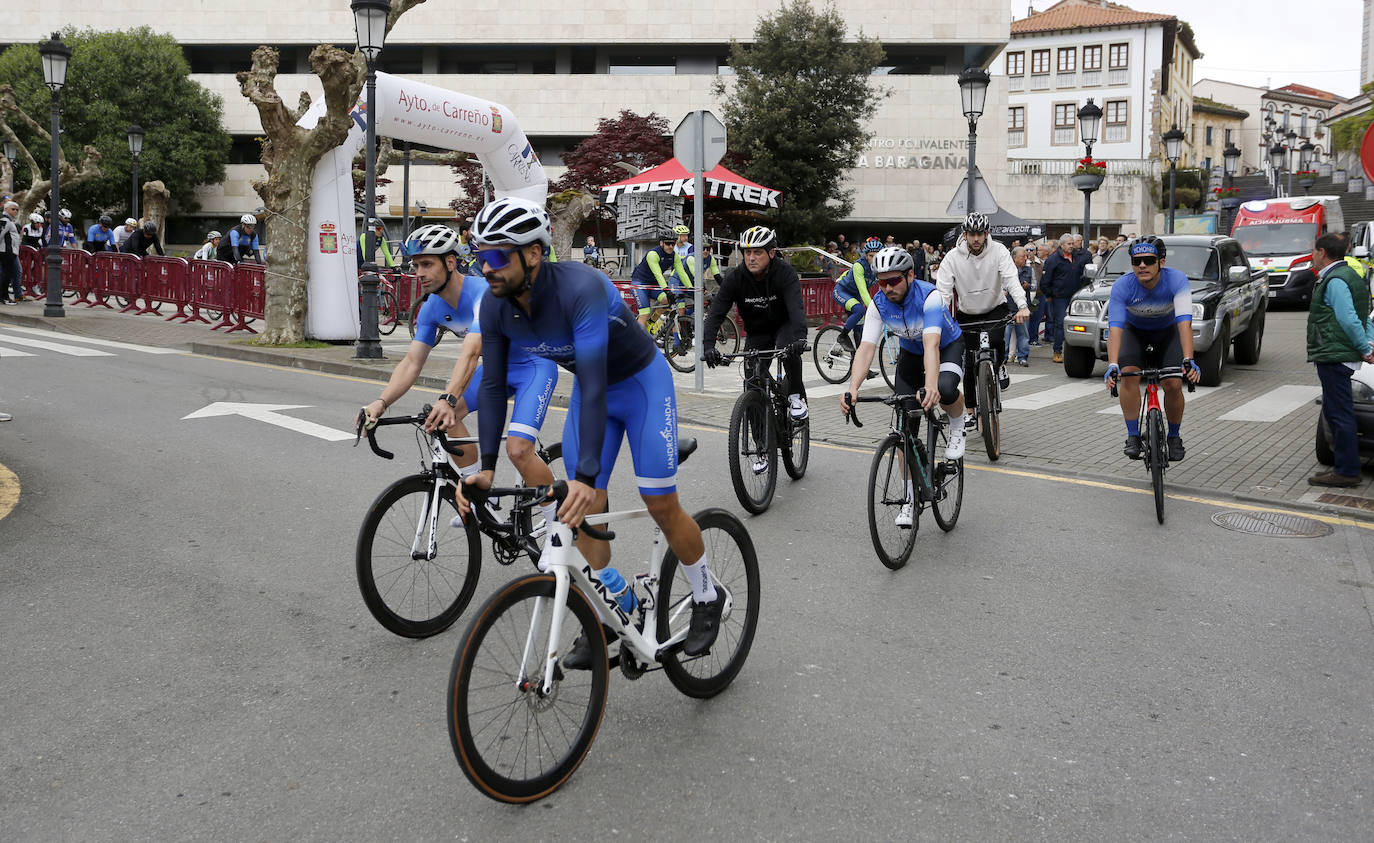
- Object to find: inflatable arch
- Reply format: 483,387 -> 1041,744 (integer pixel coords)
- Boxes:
296,71 -> 547,339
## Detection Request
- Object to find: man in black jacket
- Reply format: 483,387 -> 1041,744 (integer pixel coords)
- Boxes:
702,225 -> 810,420
121,221 -> 165,257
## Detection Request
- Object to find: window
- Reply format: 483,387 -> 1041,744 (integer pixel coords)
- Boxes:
1057,48 -> 1076,73
1031,49 -> 1050,75
1083,45 -> 1102,71
1005,51 -> 1024,76
1316,111 -> 1325,121
1008,106 -> 1026,148
1108,43 -> 1128,69
1225,128 -> 1233,145
1205,126 -> 1214,146
1104,99 -> 1128,142
1053,103 -> 1076,145
1300,109 -> 1309,136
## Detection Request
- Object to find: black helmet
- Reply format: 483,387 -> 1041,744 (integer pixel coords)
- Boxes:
142,220 -> 157,233
99,215 -> 112,226
1130,235 -> 1166,262
962,212 -> 990,234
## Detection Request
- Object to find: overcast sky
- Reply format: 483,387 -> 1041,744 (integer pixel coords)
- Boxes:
1010,0 -> 1364,98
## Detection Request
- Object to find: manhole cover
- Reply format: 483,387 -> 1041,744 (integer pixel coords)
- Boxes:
1211,510 -> 1334,538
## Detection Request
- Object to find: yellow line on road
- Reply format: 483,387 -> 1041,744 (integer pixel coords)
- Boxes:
0,461 -> 19,522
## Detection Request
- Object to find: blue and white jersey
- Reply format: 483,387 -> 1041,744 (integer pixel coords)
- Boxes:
862,279 -> 962,354
412,275 -> 488,347
1107,266 -> 1193,332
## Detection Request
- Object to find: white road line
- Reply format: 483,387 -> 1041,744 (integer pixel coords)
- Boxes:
0,333 -> 115,357
0,345 -> 37,358
0,325 -> 186,354
1095,381 -> 1234,414
1001,381 -> 1102,411
1217,385 -> 1322,422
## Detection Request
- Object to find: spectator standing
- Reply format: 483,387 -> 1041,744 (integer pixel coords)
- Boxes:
121,220 -> 165,257
112,218 -> 137,250
1040,234 -> 1082,363
1094,236 -> 1110,260
1306,233 -> 1374,487
906,241 -> 926,282
217,214 -> 263,264
85,215 -> 117,252
1028,242 -> 1050,345
1,201 -> 21,304
194,231 -> 222,261
1005,246 -> 1032,365
20,213 -> 45,248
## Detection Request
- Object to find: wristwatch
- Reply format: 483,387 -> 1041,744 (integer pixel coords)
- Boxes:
437,393 -> 458,408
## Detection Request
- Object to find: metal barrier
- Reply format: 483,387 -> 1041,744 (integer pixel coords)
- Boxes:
799,277 -> 845,326
18,246 -> 41,298
187,260 -> 235,327
226,262 -> 265,334
90,252 -> 142,311
141,256 -> 191,319
56,248 -> 91,302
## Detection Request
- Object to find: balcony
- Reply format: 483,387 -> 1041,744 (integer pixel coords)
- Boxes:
1104,124 -> 1128,143
1053,127 -> 1075,145
1008,158 -> 1160,177
1055,72 -> 1077,88
1081,70 -> 1101,87
1009,75 -> 1025,92
1007,130 -> 1025,148
1030,74 -> 1050,91
1108,68 -> 1129,85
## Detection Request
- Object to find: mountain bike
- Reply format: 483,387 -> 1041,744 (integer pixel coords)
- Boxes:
958,315 -> 1013,461
653,290 -> 740,373
1110,363 -> 1195,524
721,346 -> 810,514
447,475 -> 760,804
353,406 -> 562,638
846,390 -> 965,569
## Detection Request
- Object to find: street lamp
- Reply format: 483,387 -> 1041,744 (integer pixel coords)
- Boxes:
1221,142 -> 1241,234
2,139 -> 15,168
957,66 -> 990,216
38,32 -> 69,318
1162,124 -> 1185,234
351,0 -> 389,359
1285,130 -> 1298,194
127,123 -> 144,220
1298,140 -> 1316,196
1269,142 -> 1287,198
1076,98 -> 1102,243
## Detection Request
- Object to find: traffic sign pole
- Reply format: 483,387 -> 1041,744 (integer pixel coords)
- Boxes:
674,109 -> 726,391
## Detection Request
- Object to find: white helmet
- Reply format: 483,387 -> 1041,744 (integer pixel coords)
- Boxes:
207,230 -> 222,240
470,197 -> 551,248
240,213 -> 257,226
125,218 -> 137,227
58,208 -> 72,221
871,246 -> 914,275
403,224 -> 461,257
29,213 -> 43,224
739,226 -> 777,249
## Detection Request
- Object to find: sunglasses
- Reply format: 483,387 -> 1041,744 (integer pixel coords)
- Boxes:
1130,256 -> 1158,266
475,246 -> 518,269
876,274 -> 907,288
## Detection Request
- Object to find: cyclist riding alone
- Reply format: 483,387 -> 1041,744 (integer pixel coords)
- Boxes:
840,246 -> 968,526
832,236 -> 883,353
629,230 -> 689,329
358,222 -> 561,529
702,225 -> 811,420
1102,236 -> 1202,461
935,212 -> 1030,429
453,196 -> 724,666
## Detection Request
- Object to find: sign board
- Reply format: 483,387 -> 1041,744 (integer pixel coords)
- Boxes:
1172,213 -> 1219,235
674,110 -> 727,174
616,193 -> 684,242
945,166 -> 999,215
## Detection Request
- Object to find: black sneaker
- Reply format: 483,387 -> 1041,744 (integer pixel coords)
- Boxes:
837,332 -> 855,353
683,591 -> 725,656
998,364 -> 1010,390
562,624 -> 618,671
1167,436 -> 1185,462
1123,435 -> 1142,460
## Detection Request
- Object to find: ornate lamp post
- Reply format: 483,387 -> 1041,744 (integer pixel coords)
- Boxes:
127,123 -> 145,220
351,0 -> 389,359
1162,124 -> 1185,234
1220,142 -> 1241,234
1285,129 -> 1298,195
1074,98 -> 1102,242
1269,142 -> 1287,199
1298,140 -> 1316,194
39,33 -> 70,317
957,66 -> 990,215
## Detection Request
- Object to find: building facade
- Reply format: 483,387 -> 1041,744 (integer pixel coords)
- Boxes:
1190,98 -> 1248,174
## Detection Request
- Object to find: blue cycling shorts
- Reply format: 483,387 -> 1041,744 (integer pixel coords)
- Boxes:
562,353 -> 678,496
460,356 -> 559,442
832,283 -> 862,311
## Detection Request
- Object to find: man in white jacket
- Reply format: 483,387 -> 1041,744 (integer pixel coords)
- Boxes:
936,212 -> 1030,428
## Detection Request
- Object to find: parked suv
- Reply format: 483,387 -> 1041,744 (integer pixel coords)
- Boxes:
1060,235 -> 1270,387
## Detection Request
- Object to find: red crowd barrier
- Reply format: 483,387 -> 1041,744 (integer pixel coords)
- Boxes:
141,256 -> 191,320
226,262 -> 265,334
799,277 -> 844,326
188,260 -> 235,328
58,249 -> 92,303
18,246 -> 41,298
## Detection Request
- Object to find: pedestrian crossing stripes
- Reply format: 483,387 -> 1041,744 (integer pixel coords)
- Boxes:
1218,385 -> 1322,422
0,325 -> 186,354
0,329 -> 188,358
1095,382 -> 1234,414
0,333 -> 115,356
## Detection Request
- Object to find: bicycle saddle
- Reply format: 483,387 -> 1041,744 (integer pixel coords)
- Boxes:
679,437 -> 698,464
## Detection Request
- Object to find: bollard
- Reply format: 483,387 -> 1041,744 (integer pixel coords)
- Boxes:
355,264 -> 384,359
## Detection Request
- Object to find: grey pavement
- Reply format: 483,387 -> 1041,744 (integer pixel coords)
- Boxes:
1,297 -> 1369,522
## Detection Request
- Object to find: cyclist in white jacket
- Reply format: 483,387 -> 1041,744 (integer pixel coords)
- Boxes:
936,212 -> 1030,427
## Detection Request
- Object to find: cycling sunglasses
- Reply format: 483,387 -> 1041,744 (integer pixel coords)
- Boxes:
1130,256 -> 1158,267
475,246 -> 518,269
876,274 -> 907,288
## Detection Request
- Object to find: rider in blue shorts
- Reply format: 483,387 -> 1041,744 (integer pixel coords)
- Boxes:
629,231 -> 687,328
455,196 -> 724,666
833,236 -> 882,350
359,223 -> 560,526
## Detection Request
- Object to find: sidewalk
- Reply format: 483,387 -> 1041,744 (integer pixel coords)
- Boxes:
2,298 -> 1370,523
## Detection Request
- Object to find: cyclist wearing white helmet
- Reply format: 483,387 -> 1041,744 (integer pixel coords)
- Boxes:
936,211 -> 1029,428
702,225 -> 811,421
194,230 -> 223,261
110,218 -> 137,250
218,213 -> 262,264
49,208 -> 77,248
455,195 -> 724,667
21,212 -> 46,249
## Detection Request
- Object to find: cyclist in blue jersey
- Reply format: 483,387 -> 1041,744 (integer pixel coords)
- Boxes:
1102,236 -> 1201,461
455,196 -> 723,666
629,231 -> 687,328
358,223 -> 560,527
833,236 -> 883,352
841,246 -> 968,524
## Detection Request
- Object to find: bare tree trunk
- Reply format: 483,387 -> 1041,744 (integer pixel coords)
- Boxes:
0,86 -> 104,220
142,181 -> 171,231
548,189 -> 596,262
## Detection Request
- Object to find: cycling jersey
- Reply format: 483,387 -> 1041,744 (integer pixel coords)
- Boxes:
863,279 -> 963,354
936,238 -> 1027,314
478,261 -> 661,485
1106,266 -> 1192,332
85,224 -> 117,252
630,245 -> 684,312
834,257 -> 873,308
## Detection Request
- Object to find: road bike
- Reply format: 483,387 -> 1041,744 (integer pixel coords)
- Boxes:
846,390 -> 964,569
812,319 -> 894,387
353,406 -> 562,638
586,255 -> 621,277
957,315 -> 1013,461
649,289 -> 741,373
1109,362 -> 1195,524
361,274 -> 400,337
720,346 -> 810,514
447,474 -> 760,803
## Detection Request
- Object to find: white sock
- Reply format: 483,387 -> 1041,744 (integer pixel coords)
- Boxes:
539,502 -> 557,529
949,412 -> 965,434
906,478 -> 914,504
788,393 -> 803,404
457,461 -> 480,479
679,555 -> 718,603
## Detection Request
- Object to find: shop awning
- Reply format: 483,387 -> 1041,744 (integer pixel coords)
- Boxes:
600,159 -> 781,208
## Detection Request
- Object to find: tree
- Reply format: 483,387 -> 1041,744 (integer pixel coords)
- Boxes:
0,85 -> 103,220
0,28 -> 229,219
714,0 -> 886,243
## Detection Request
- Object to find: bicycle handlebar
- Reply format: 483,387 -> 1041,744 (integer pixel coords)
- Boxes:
957,315 -> 1014,333
843,390 -> 926,428
354,403 -> 470,460
721,344 -> 808,361
1108,367 -> 1197,398
458,479 -> 616,542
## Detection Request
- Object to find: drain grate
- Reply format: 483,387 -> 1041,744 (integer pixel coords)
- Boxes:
1211,510 -> 1334,538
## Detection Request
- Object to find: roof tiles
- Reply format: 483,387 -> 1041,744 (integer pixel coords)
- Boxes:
1011,0 -> 1174,35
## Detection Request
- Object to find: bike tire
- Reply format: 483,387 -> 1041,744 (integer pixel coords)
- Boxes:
930,415 -> 965,532
727,390 -> 776,514
356,474 -> 482,638
714,316 -> 741,356
781,415 -> 809,480
408,295 -> 443,346
658,508 -> 762,698
977,361 -> 1000,461
448,574 -> 608,803
661,314 -> 696,373
878,331 -> 900,391
868,433 -> 918,568
812,324 -> 853,384
377,291 -> 398,336
1148,407 -> 1166,524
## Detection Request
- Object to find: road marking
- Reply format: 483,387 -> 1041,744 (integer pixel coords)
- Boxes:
0,460 -> 18,522
1095,381 -> 1234,414
1217,385 -> 1321,422
0,333 -> 115,356
0,325 -> 186,354
0,345 -> 37,358
182,402 -> 354,441
1001,381 -> 1102,411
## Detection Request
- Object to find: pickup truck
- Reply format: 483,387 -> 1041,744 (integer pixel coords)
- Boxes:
1059,235 -> 1270,387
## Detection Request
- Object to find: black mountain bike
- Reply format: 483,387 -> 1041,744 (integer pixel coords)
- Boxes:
958,315 -> 1012,461
722,347 -> 810,514
1110,363 -> 1195,524
846,390 -> 965,569
656,290 -> 741,373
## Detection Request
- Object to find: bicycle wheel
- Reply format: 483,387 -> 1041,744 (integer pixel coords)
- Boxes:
714,316 -> 741,356
1147,407 -> 1166,524
603,258 -> 621,277
727,390 -> 776,514
661,314 -> 696,373
408,296 -> 422,340
377,291 -> 398,336
977,361 -> 1000,461
929,416 -> 965,532
448,574 -> 608,803
812,324 -> 853,384
878,331 -> 900,391
867,433 -> 918,569
356,474 -> 482,638
657,508 -> 761,698
781,415 -> 809,480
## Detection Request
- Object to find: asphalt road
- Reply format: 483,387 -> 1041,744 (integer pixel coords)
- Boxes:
1,345 -> 1371,840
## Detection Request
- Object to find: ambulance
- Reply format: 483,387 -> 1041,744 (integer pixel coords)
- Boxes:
1231,196 -> 1344,305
